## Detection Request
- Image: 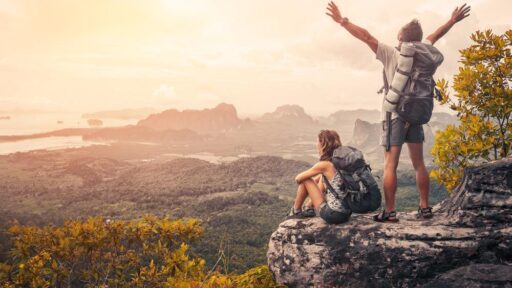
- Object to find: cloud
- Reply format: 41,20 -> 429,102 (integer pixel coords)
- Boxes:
0,0 -> 511,116
0,0 -> 208,55
0,0 -> 16,16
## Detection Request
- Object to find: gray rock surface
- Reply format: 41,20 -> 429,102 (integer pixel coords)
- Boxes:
267,158 -> 512,287
423,264 -> 512,288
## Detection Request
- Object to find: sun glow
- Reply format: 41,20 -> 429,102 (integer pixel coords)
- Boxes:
0,0 -> 510,116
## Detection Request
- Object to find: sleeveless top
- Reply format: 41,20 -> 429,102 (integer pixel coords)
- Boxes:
322,170 -> 345,212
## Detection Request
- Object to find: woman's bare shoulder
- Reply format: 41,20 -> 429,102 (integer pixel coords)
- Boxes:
314,160 -> 335,171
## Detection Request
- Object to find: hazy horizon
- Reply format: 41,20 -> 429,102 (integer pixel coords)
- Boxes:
1,0 -> 510,117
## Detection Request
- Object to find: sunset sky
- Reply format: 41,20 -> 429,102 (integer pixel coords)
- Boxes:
0,0 -> 510,117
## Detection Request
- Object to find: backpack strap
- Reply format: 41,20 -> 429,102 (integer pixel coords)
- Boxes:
322,174 -> 337,198
408,70 -> 420,95
385,111 -> 392,152
434,83 -> 442,101
377,69 -> 389,95
322,174 -> 347,200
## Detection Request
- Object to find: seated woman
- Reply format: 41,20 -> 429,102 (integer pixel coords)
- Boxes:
287,129 -> 351,224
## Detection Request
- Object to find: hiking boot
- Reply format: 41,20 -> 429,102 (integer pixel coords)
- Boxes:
301,207 -> 316,218
285,207 -> 305,220
417,206 -> 433,219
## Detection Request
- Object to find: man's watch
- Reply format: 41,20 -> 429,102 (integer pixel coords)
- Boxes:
339,17 -> 349,27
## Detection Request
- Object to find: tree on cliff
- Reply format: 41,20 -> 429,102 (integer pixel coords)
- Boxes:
432,29 -> 512,191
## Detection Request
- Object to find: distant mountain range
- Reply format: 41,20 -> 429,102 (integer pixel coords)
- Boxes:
78,105 -> 384,137
6,103 -> 458,142
137,103 -> 246,134
323,109 -> 381,126
350,119 -> 382,150
82,108 -> 160,120
258,105 -> 316,125
2,103 -> 458,166
429,112 -> 460,132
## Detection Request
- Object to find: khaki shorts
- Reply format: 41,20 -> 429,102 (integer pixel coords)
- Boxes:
380,117 -> 424,147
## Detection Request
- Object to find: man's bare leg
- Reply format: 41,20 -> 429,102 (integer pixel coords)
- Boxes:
383,145 -> 402,212
407,142 -> 429,208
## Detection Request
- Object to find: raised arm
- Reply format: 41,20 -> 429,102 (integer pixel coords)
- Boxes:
426,4 -> 471,45
326,1 -> 378,53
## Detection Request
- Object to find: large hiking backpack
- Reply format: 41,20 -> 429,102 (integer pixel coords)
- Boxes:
330,146 -> 381,214
382,42 -> 444,126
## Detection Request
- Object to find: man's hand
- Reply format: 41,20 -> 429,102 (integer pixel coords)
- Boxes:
427,3 -> 471,45
326,1 -> 343,24
450,4 -> 471,24
325,1 -> 378,53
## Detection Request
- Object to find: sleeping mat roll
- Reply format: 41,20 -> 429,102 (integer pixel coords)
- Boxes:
382,42 -> 416,112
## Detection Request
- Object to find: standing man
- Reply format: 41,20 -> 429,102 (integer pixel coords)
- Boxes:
325,1 -> 470,222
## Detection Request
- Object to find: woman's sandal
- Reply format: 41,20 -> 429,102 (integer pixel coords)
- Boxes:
417,206 -> 434,219
373,210 -> 399,223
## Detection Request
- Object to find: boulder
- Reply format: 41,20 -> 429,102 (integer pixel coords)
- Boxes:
267,158 -> 512,287
424,264 -> 512,288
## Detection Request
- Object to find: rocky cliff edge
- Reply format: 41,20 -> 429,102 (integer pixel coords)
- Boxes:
267,158 -> 512,287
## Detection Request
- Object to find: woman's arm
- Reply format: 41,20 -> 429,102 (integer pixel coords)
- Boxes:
295,162 -> 327,184
316,175 -> 326,193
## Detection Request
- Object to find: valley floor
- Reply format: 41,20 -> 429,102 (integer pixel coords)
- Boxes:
0,144 -> 448,272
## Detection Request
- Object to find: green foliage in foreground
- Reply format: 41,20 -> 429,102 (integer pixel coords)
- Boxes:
432,29 -> 512,191
0,156 -> 308,273
0,215 -> 283,288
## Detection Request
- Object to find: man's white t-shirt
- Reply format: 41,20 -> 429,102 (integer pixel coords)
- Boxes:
376,39 -> 433,121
